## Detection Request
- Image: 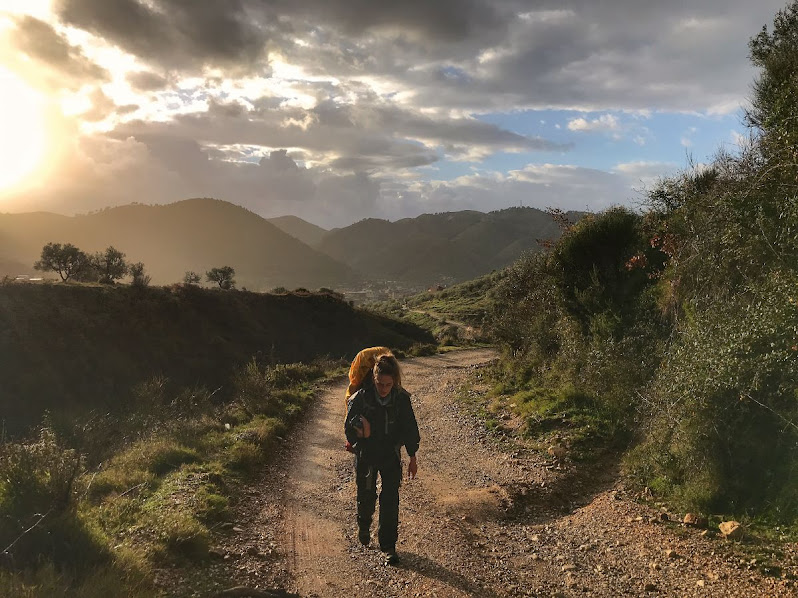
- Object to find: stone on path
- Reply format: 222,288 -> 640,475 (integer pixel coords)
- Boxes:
718,521 -> 745,540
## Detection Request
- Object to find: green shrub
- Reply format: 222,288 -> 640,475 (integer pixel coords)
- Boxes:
226,440 -> 263,473
266,362 -> 324,388
146,442 -> 200,476
626,274 -> 798,515
486,207 -> 666,452
406,343 -> 438,357
89,437 -> 202,497
0,428 -> 111,573
195,489 -> 229,523
0,426 -> 82,515
0,563 -> 152,598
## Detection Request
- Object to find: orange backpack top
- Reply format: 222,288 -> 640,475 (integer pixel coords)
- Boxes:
345,346 -> 392,406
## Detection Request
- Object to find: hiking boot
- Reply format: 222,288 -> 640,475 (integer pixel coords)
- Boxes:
358,527 -> 370,546
384,551 -> 400,566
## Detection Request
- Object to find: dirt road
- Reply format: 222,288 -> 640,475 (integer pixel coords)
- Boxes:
200,349 -> 797,598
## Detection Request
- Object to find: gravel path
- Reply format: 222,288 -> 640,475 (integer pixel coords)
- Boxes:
191,349 -> 798,598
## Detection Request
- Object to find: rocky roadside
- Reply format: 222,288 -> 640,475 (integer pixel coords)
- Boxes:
158,349 -> 798,598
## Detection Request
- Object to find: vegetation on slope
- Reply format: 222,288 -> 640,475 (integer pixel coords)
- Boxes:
266,214 -> 328,247
487,207 -> 668,457
484,1 -> 798,528
0,359 -> 330,597
0,282 -> 433,435
0,282 -> 434,595
369,272 -> 503,346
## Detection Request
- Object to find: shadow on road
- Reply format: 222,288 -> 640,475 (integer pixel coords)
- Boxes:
500,454 -> 621,525
397,552 -> 504,598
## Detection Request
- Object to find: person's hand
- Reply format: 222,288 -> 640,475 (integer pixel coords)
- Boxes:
355,416 -> 371,438
407,455 -> 418,479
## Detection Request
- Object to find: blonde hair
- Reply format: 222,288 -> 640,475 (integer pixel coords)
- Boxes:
373,353 -> 402,389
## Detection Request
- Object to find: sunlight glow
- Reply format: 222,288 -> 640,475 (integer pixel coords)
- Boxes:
0,68 -> 47,190
0,0 -> 53,19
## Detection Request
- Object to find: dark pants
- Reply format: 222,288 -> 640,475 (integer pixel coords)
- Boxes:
356,455 -> 401,552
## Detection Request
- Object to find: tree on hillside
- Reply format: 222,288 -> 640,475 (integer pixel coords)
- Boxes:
206,266 -> 235,289
748,1 -> 798,147
93,246 -> 128,284
129,262 -> 151,287
183,271 -> 201,285
34,242 -> 90,282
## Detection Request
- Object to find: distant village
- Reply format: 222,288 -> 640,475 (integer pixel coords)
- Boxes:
342,281 -> 449,305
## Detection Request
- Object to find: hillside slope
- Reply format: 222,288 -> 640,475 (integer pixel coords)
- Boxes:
0,199 -> 355,290
317,207 -> 579,286
267,215 -> 329,247
0,282 -> 434,433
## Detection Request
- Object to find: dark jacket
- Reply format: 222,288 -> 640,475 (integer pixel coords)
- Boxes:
345,386 -> 420,464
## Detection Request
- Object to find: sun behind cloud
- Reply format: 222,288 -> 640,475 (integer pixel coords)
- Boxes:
0,68 -> 47,192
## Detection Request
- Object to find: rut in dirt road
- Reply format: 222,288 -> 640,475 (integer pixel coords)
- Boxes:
209,349 -> 798,598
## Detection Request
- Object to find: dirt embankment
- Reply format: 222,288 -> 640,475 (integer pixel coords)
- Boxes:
167,349 -> 798,598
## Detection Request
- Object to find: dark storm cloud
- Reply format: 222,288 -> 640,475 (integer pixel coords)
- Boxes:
10,16 -> 108,86
55,0 -> 268,70
265,0 -> 509,42
49,0 -> 514,77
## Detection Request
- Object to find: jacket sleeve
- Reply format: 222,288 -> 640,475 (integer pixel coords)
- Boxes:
344,391 -> 364,447
400,391 -> 421,457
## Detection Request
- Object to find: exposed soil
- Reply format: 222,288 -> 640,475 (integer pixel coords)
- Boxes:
169,349 -> 798,597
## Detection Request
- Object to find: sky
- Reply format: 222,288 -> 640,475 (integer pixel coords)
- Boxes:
0,0 -> 788,228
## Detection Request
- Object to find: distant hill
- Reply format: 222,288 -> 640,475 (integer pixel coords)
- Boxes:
267,215 -> 329,247
0,199 -> 355,290
316,207 -> 581,286
0,282 -> 434,434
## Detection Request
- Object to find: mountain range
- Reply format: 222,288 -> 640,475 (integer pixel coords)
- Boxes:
0,199 -> 355,290
313,208 -> 576,286
1,199 -> 577,289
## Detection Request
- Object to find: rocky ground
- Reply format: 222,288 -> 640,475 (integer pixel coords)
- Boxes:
163,349 -> 798,597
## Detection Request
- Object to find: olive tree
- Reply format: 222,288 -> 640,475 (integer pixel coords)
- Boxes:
206,266 -> 235,290
93,246 -> 128,284
129,262 -> 151,287
183,271 -> 201,285
33,242 -> 90,282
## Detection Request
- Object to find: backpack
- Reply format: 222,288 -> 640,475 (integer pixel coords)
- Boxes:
345,346 -> 392,406
344,346 -> 392,453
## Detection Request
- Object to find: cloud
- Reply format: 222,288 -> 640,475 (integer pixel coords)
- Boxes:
680,126 -> 698,147
567,114 -> 620,133
9,15 -> 108,88
126,70 -> 170,92
107,89 -> 566,177
729,129 -> 751,149
56,0 -> 269,71
42,0 -> 785,114
374,162 -> 646,220
0,125 -> 382,227
614,160 -> 679,187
